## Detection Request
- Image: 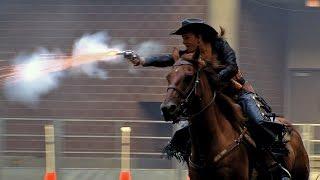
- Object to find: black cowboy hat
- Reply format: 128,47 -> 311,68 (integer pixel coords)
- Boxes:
171,18 -> 218,36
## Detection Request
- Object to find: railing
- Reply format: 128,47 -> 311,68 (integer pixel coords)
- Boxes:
0,118 -> 320,179
0,117 -> 180,179
0,117 -> 172,157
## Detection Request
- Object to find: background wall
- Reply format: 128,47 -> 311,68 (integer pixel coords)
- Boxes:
239,0 -> 320,123
239,0 -> 288,114
285,8 -> 320,122
0,0 -> 208,169
286,11 -> 320,69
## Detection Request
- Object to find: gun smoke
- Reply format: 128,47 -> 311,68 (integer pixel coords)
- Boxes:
3,32 -> 163,106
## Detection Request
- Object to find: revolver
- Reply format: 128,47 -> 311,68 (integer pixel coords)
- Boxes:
116,50 -> 141,65
116,50 -> 137,60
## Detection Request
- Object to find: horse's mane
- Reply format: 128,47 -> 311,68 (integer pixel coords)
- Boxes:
215,93 -> 246,132
202,65 -> 246,131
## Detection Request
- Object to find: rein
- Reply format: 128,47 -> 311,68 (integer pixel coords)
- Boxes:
189,91 -> 216,120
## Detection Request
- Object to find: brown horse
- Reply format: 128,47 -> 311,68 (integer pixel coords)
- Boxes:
160,60 -> 309,180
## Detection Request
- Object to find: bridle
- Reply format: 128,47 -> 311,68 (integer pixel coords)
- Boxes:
166,60 -> 216,122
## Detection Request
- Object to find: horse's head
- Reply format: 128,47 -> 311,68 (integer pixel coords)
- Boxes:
160,60 -> 201,123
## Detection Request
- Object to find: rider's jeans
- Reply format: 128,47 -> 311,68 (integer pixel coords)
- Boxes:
237,91 -> 276,146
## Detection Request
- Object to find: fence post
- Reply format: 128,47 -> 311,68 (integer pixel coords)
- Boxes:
119,127 -> 132,180
44,124 -> 57,180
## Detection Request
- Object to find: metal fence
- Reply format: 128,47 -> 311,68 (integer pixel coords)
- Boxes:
0,118 -> 319,179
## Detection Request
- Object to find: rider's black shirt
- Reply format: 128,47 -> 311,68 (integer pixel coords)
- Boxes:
143,39 -> 239,83
142,50 -> 186,67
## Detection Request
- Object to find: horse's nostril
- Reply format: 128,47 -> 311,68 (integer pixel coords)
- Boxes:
168,104 -> 177,113
161,102 -> 177,116
161,102 -> 178,122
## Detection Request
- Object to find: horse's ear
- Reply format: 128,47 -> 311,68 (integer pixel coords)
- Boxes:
172,47 -> 180,62
181,53 -> 195,62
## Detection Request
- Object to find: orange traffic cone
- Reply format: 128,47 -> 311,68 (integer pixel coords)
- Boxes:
119,170 -> 132,180
44,172 -> 57,180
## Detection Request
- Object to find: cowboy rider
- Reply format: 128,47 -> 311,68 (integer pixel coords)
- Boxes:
125,18 -> 291,180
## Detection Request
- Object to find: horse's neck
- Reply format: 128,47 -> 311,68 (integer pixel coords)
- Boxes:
190,75 -> 236,160
191,100 -> 226,150
192,75 -> 226,138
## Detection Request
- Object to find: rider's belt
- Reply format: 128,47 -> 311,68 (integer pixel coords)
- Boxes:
242,82 -> 255,93
234,71 -> 246,85
232,71 -> 255,93
230,79 -> 255,94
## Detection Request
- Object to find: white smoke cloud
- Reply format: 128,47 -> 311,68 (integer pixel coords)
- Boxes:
2,32 -> 164,106
3,48 -> 65,107
135,41 -> 164,58
127,41 -> 164,74
71,32 -> 124,79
